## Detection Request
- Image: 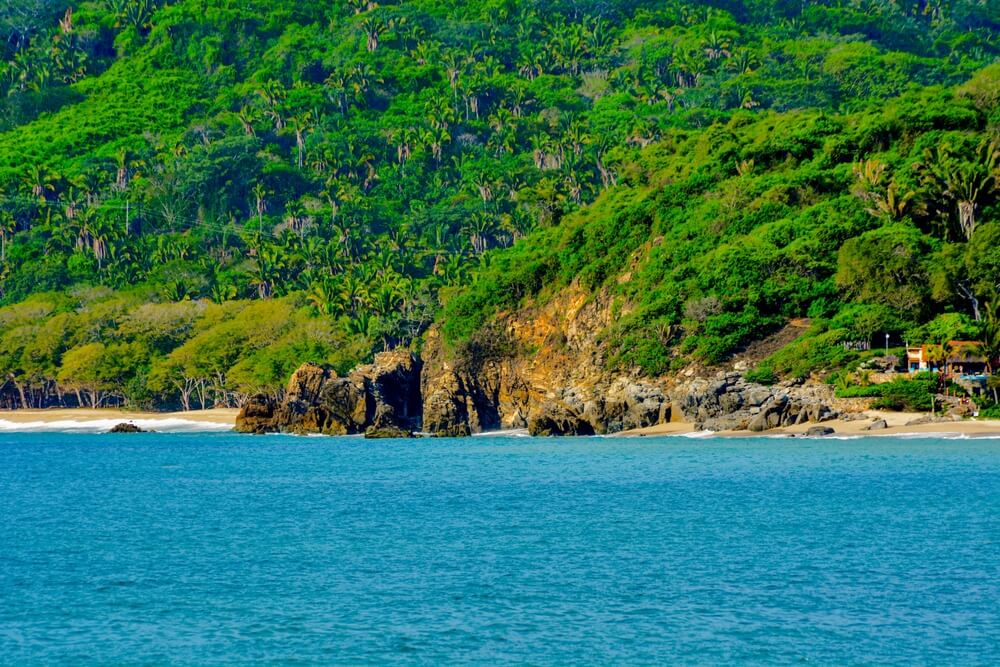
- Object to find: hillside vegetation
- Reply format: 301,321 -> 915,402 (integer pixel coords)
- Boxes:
0,0 -> 998,408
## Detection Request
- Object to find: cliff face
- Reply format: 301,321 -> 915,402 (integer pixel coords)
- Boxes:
236,287 -> 842,437
420,287 -> 672,436
236,349 -> 422,436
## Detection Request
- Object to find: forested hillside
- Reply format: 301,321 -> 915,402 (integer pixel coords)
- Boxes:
1,0 -> 998,409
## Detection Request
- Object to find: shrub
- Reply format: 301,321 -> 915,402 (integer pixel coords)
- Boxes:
835,384 -> 884,398
744,365 -> 777,385
870,373 -> 938,411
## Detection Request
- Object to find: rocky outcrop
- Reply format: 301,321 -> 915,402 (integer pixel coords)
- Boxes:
419,288 -> 676,437
110,422 -> 145,433
864,418 -> 888,431
670,372 -> 839,432
235,350 -> 421,435
364,425 -> 418,439
528,401 -> 596,436
238,286 -> 842,438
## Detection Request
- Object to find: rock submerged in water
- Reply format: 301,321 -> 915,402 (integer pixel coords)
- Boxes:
363,425 -> 418,439
110,422 -> 145,433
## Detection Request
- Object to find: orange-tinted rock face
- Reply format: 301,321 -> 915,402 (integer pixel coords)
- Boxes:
235,352 -> 422,436
420,287 -> 673,436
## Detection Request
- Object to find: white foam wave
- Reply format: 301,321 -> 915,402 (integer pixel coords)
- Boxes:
0,418 -> 233,434
472,428 -> 530,437
678,430 -> 717,439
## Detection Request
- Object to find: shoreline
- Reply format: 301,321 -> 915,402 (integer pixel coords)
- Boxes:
0,408 -> 239,430
621,410 -> 1000,438
1,408 -> 999,438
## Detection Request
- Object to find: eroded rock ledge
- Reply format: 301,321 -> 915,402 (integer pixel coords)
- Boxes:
235,349 -> 422,437
236,352 -> 840,437
670,372 -> 839,432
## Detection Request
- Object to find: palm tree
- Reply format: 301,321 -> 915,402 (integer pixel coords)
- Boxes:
702,31 -> 732,61
251,245 -> 285,299
361,15 -> 387,52
920,140 -> 999,241
349,63 -> 382,108
251,183 -> 269,231
307,278 -> 345,317
88,213 -> 116,270
0,211 -> 16,262
324,70 -> 351,114
346,0 -> 377,14
114,148 -> 143,191
980,302 -> 1000,375
256,80 -> 286,130
463,212 -> 495,254
728,49 -> 759,75
441,51 -> 465,96
235,105 -> 258,136
676,49 -> 707,88
21,165 -> 59,203
287,112 -> 313,168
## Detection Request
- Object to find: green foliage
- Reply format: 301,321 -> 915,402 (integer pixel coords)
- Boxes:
760,326 -> 859,380
0,0 -> 999,404
835,373 -> 940,411
0,289 -> 371,408
743,365 -> 776,385
834,384 -> 885,399
870,373 -> 939,412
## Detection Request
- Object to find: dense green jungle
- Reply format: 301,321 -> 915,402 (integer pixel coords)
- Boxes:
1,0 -> 998,410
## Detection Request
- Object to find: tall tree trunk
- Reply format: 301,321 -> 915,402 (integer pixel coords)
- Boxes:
14,381 -> 27,409
958,200 -> 976,241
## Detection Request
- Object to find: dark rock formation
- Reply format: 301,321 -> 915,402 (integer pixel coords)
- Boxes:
806,426 -> 836,437
235,350 -> 422,435
110,422 -> 145,433
419,323 -> 673,437
905,413 -> 959,426
238,313 -> 840,438
671,372 -> 839,433
528,401 -> 596,436
864,418 -> 888,431
364,425 -> 418,439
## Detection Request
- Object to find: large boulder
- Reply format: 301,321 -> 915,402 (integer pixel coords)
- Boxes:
235,351 -> 422,435
421,370 -> 474,437
364,424 -> 418,439
864,418 -> 888,431
594,381 -> 670,433
234,395 -> 278,434
671,371 -> 839,433
528,401 -> 595,436
109,422 -> 145,433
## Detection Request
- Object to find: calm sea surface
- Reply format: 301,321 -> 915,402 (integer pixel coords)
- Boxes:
1,433 -> 998,665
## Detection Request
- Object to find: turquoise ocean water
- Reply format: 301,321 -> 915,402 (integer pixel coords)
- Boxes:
1,432 -> 999,664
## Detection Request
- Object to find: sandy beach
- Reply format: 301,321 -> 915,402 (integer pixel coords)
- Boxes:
1,407 -> 998,437
0,408 -> 239,430
622,410 -> 1000,438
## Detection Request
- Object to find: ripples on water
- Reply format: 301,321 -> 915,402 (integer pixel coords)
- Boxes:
1,433 -> 998,664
